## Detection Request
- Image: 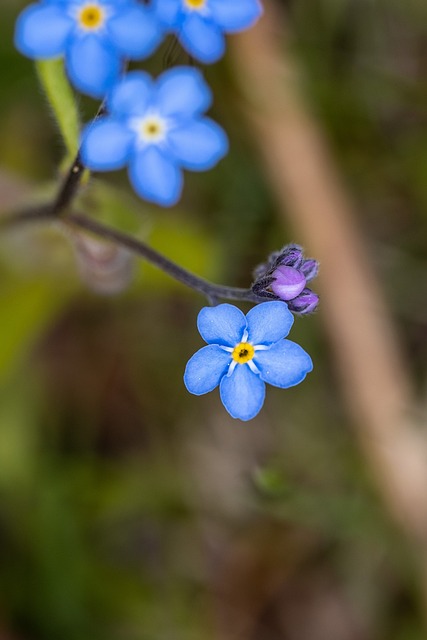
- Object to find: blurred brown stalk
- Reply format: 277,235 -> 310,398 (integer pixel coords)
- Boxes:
230,0 -> 427,616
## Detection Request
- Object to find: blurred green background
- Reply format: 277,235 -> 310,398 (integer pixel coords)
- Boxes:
0,1 -> 427,639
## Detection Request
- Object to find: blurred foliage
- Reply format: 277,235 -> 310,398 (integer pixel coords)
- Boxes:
0,1 -> 426,639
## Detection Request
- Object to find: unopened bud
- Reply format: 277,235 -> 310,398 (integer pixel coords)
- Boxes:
300,259 -> 319,281
252,243 -> 319,311
278,244 -> 304,269
288,288 -> 319,314
270,266 -> 306,301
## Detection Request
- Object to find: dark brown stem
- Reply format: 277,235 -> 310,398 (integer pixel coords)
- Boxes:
65,213 -> 260,302
0,204 -> 261,304
50,101 -> 107,217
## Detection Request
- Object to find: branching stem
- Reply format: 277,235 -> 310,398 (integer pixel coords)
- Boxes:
1,89 -> 260,303
66,213 -> 260,302
0,204 -> 261,304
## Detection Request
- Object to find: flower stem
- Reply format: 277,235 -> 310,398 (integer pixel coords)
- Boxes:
0,206 -> 260,304
50,102 -> 107,217
65,213 -> 260,302
50,153 -> 86,215
36,59 -> 81,159
3,61 -> 258,303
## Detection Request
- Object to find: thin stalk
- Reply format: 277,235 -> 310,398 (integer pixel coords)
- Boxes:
0,205 -> 53,229
36,59 -> 81,159
0,205 -> 260,304
50,102 -> 107,217
65,213 -> 260,302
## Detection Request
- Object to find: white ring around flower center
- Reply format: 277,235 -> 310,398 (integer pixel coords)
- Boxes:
130,115 -> 168,145
183,0 -> 209,14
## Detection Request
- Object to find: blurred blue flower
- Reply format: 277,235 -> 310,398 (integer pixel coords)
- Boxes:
15,0 -> 163,98
153,0 -> 263,63
80,67 -> 228,206
184,301 -> 313,421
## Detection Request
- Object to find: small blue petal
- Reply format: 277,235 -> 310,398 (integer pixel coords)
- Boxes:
15,3 -> 73,59
129,147 -> 183,206
179,13 -> 225,63
152,0 -> 181,26
197,304 -> 246,347
246,301 -> 294,345
220,365 -> 265,421
108,6 -> 163,59
184,345 -> 230,395
254,340 -> 313,388
155,67 -> 212,118
168,118 -> 228,171
66,35 -> 120,98
210,0 -> 263,33
80,119 -> 133,170
108,71 -> 153,117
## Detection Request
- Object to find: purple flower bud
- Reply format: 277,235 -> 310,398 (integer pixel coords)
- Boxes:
278,244 -> 304,269
301,259 -> 319,282
252,244 -> 319,312
270,266 -> 306,301
288,288 -> 319,314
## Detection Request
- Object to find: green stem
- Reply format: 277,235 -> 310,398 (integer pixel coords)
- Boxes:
36,59 -> 81,159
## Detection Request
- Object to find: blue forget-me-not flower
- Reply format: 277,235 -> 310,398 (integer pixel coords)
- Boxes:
184,301 -> 313,421
80,66 -> 228,206
15,0 -> 163,98
153,0 -> 263,63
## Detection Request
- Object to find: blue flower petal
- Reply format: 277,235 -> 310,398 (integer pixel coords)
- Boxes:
155,67 -> 212,118
66,34 -> 121,98
108,71 -> 153,117
254,340 -> 313,388
220,365 -> 265,421
210,0 -> 263,33
197,304 -> 246,347
152,0 -> 181,26
246,301 -> 294,346
80,119 -> 133,170
184,345 -> 230,395
179,13 -> 225,63
108,6 -> 163,59
129,147 -> 183,206
15,3 -> 73,59
168,118 -> 228,170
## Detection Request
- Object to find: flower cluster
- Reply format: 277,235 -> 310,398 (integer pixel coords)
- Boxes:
15,0 -> 262,207
252,244 -> 319,314
15,0 -> 263,88
14,1 -> 318,422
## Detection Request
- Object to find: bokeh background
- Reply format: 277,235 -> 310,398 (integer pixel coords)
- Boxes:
1,0 -> 427,638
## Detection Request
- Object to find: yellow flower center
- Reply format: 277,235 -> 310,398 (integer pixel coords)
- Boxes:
184,0 -> 206,10
232,342 -> 255,364
145,122 -> 161,136
138,117 -> 165,142
79,4 -> 105,30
